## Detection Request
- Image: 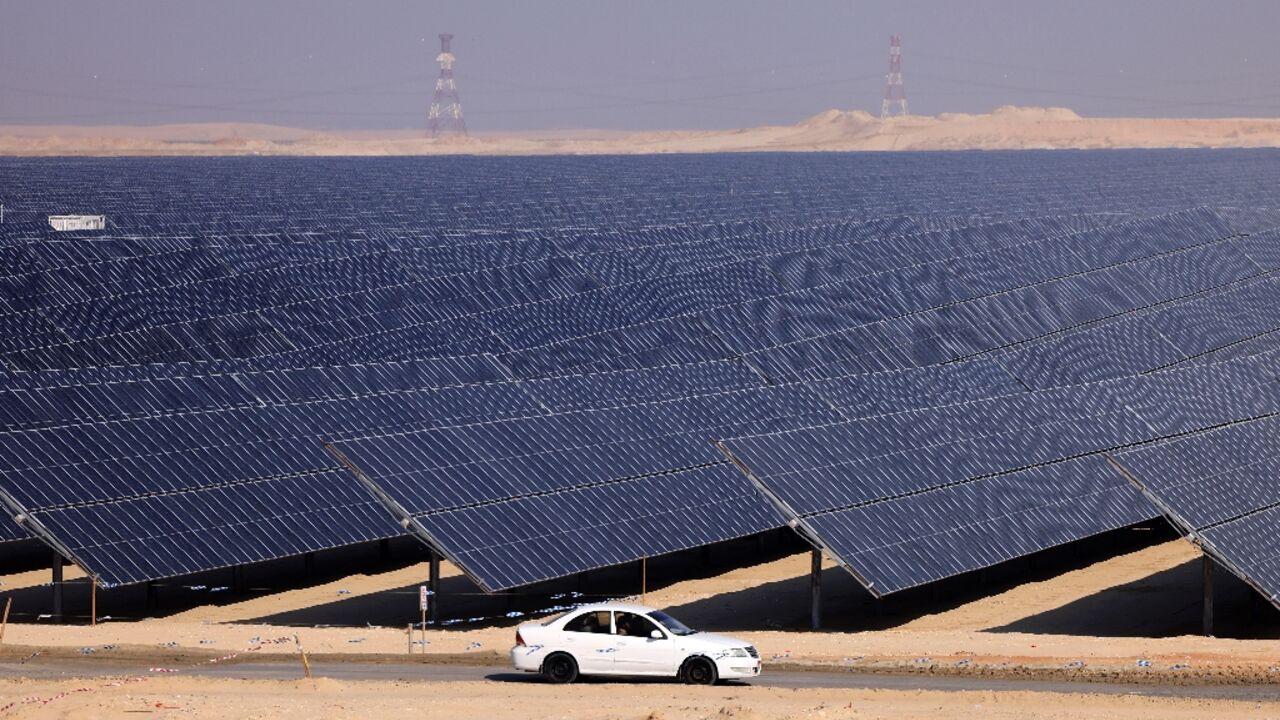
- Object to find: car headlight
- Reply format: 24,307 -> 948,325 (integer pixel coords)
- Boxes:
718,647 -> 751,659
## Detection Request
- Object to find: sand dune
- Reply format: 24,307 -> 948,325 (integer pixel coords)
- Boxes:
3,106 -> 1280,156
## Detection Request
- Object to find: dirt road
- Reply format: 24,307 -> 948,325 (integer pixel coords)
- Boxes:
5,657 -> 1280,702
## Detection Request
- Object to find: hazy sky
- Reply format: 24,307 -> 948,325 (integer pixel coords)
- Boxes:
2,1 -> 1278,131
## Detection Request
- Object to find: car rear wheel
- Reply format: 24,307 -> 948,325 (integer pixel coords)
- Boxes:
542,652 -> 579,684
681,656 -> 718,686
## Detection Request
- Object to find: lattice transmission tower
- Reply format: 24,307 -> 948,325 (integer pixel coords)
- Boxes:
880,34 -> 908,119
428,33 -> 467,137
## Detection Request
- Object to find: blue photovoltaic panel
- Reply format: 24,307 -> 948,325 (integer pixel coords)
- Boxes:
5,207 -> 1123,374
497,212 -> 1167,378
326,356 -> 1026,590
3,151 -> 1280,594
24,470 -> 397,585
739,211 -> 1241,381
0,358 -> 552,584
1113,414 -> 1280,605
721,350 -> 1280,595
0,350 -> 775,584
423,464 -> 782,591
0,517 -> 26,542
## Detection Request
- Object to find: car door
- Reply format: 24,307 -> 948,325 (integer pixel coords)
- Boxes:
558,610 -> 617,674
610,612 -> 679,676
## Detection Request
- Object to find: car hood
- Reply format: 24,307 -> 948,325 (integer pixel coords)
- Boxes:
678,632 -> 751,650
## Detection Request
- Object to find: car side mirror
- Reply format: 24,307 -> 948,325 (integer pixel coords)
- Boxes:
649,629 -> 664,640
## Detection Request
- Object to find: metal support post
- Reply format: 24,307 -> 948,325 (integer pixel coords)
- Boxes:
640,557 -> 647,605
51,552 -> 64,624
428,551 -> 441,625
810,548 -> 822,631
1202,554 -> 1215,637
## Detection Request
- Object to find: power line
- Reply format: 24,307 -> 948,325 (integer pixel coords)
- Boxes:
0,72 -> 884,124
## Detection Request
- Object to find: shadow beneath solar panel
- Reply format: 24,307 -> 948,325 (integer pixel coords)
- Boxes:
0,539 -> 57,573
219,526 -> 1185,635
0,533 -> 809,628
657,523 -> 1280,637
657,539 -> 1076,634
241,532 -> 811,630
16,525 -> 1278,639
989,558 -> 1280,639
0,538 -> 432,626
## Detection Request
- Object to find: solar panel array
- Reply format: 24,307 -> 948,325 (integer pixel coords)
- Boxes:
1110,368 -> 1280,607
720,351 -> 1280,594
2,152 -> 1280,602
328,359 -> 1024,590
0,211 -> 1204,586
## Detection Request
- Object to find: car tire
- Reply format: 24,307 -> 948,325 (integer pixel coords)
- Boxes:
541,652 -> 579,684
680,656 -> 718,686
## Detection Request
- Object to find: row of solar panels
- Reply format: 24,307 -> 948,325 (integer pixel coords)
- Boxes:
1114,393 -> 1280,607
0,212 -> 1127,370
1,206 -> 1251,395
5,271 -> 1280,591
4,207 -> 1280,599
5,150 -> 1280,611
0,209 -> 1218,386
3,153 -> 1278,236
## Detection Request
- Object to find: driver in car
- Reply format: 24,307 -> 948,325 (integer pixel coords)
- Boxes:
615,615 -> 634,636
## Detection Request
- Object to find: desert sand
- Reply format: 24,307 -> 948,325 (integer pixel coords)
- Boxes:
2,539 -> 1277,679
5,534 -> 1280,718
4,106 -> 1280,156
8,676 -> 1277,720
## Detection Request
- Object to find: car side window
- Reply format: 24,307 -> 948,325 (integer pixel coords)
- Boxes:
614,611 -> 663,638
563,610 -> 612,634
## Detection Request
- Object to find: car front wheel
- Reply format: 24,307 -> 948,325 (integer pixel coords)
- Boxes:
542,652 -> 579,684
681,656 -> 718,685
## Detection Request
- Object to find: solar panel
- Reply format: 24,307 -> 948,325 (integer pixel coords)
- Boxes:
739,210 -> 1240,380
322,356 -> 1027,590
21,469 -> 395,584
1111,413 -> 1280,606
0,357 -> 558,584
417,464 -> 778,591
0,349 -> 785,584
5,229 -> 1274,584
720,350 -> 1280,595
4,150 -> 1280,599
802,457 -> 1146,593
2,209 -> 1119,373
0,516 -> 26,543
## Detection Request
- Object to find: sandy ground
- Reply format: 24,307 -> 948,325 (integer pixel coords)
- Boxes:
3,534 -> 1280,686
5,534 -> 1280,716
6,676 -> 1280,720
4,106 -> 1280,156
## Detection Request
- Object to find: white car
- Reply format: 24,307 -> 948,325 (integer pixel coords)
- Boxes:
510,602 -> 761,684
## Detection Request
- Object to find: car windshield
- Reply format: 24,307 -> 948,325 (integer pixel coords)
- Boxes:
648,610 -> 698,636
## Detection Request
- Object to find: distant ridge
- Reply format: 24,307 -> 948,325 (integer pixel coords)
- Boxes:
2,106 -> 1279,156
